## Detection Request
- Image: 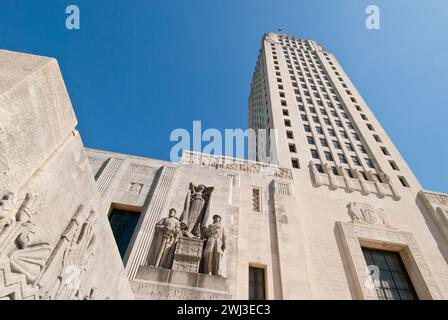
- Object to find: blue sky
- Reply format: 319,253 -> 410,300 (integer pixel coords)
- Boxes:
0,0 -> 447,192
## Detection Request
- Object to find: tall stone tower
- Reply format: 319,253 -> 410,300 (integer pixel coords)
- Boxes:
245,32 -> 448,299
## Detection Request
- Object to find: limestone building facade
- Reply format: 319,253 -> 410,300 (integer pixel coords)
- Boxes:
1,32 -> 448,300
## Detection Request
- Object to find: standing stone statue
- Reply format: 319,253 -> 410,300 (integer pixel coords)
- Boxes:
153,208 -> 181,268
180,183 -> 214,238
202,215 -> 226,276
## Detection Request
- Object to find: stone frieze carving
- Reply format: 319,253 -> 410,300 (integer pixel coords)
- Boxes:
0,192 -> 97,300
347,202 -> 390,227
182,151 -> 293,180
308,161 -> 401,200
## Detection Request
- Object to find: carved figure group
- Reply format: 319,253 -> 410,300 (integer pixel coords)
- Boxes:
151,183 -> 226,276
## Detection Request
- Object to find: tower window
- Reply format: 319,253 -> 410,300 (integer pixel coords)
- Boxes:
311,149 -> 319,159
289,144 -> 297,153
389,160 -> 400,171
381,146 -> 390,156
398,176 -> 410,188
373,134 -> 382,142
324,151 -> 333,161
291,158 -> 300,169
365,159 -> 375,169
351,156 -> 361,166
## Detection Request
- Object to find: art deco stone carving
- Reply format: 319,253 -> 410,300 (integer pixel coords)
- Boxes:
252,188 -> 261,212
202,215 -> 226,276
336,221 -> 444,299
309,160 -> 322,187
172,238 -> 205,273
347,202 -> 390,227
182,151 -> 293,180
128,183 -> 143,195
148,183 -> 226,278
152,208 -> 181,268
308,161 -> 401,201
418,190 -> 448,244
323,163 -> 338,190
0,192 -> 97,300
180,183 -> 214,238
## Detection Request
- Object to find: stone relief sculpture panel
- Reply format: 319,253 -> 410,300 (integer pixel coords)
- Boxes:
147,183 -> 226,278
0,192 -> 98,300
347,202 -> 390,227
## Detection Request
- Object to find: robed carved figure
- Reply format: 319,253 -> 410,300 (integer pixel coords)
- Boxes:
180,183 -> 214,238
202,215 -> 226,276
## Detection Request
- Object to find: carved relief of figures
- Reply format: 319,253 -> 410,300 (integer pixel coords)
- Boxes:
182,151 -> 293,180
180,183 -> 214,238
152,208 -> 181,268
202,215 -> 226,276
0,191 -> 98,300
347,202 -> 390,227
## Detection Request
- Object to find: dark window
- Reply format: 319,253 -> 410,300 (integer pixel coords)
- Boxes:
286,131 -> 294,139
291,158 -> 300,169
289,144 -> 297,153
362,248 -> 418,300
345,142 -> 354,151
110,209 -> 141,259
352,156 -> 361,166
307,136 -> 315,145
338,154 -> 347,164
304,125 -> 311,133
324,151 -> 333,161
320,138 -> 328,147
389,160 -> 400,171
346,169 -> 354,178
333,140 -> 341,149
249,267 -> 266,300
399,176 -> 410,187
311,149 -> 319,159
366,158 -> 375,169
381,147 -> 390,156
331,166 -> 339,176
